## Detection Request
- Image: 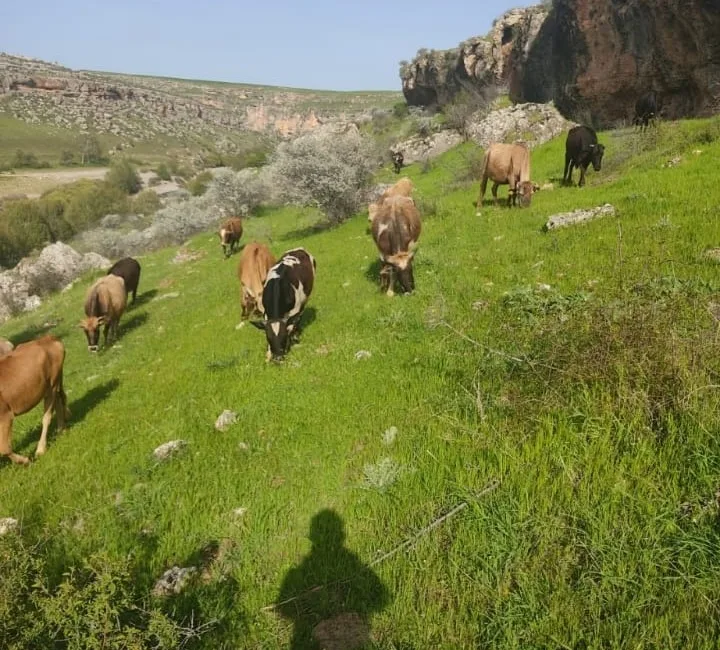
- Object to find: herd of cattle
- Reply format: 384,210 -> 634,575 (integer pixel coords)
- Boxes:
0,96 -> 665,465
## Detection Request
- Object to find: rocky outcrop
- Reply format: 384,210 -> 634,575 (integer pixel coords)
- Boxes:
552,0 -> 720,124
401,1 -> 720,126
400,6 -> 552,108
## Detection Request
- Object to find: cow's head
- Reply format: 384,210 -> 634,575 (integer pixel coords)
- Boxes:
387,249 -> 416,293
516,181 -> 536,208
588,143 -> 605,171
79,316 -> 105,352
251,318 -> 295,361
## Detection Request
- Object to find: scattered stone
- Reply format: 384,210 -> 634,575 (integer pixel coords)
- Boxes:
663,156 -> 682,168
392,130 -> 463,165
541,182 -> 555,191
382,426 -> 398,446
313,613 -> 370,650
703,248 -> 720,263
237,442 -> 250,452
693,149 -> 703,155
0,517 -> 18,536
172,248 -> 205,264
472,300 -> 488,311
315,344 -> 330,356
707,302 -> 720,322
152,292 -> 180,302
536,283 -> 552,291
545,203 -> 616,230
85,375 -> 99,382
152,566 -> 197,597
232,507 -> 247,518
215,410 -> 238,432
355,350 -> 372,361
153,439 -> 188,461
235,321 -> 246,330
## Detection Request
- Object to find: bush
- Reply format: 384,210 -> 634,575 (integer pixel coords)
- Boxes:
80,134 -> 105,166
268,126 -> 375,223
106,159 -> 142,195
442,88 -> 497,140
154,162 -> 172,181
186,170 -> 213,196
204,168 -> 268,216
132,189 -> 161,216
59,150 -> 75,166
11,150 -> 50,169
393,102 -> 410,119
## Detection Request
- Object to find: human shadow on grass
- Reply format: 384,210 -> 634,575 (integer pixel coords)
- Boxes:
131,289 -> 158,308
10,379 -> 119,461
275,510 -> 390,650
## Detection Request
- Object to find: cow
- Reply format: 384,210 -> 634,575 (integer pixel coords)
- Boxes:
368,177 -> 415,224
634,91 -> 659,131
237,242 -> 276,322
371,195 -> 421,296
392,150 -> 404,174
476,143 -> 537,208
563,126 -> 605,187
251,248 -> 316,361
79,274 -> 127,352
0,335 -> 69,465
107,257 -> 141,304
0,338 -> 14,357
219,217 -> 243,258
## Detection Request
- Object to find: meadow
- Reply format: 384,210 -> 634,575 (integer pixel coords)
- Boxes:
2,117 -> 720,649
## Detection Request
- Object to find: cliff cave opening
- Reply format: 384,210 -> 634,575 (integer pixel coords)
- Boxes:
502,26 -> 515,45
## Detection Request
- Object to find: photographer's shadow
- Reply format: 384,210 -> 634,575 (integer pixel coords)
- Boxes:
276,509 -> 390,650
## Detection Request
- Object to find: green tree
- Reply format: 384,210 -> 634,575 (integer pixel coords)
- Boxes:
105,159 -> 142,195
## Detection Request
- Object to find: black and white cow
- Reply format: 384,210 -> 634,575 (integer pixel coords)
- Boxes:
252,248 -> 316,361
634,91 -> 660,131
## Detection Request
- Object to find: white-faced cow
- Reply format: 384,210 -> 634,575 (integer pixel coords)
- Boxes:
237,241 -> 276,322
634,91 -> 660,131
219,217 -> 243,258
371,195 -> 421,296
107,257 -> 141,304
79,274 -> 127,352
563,126 -> 605,187
477,143 -> 538,208
0,335 -> 69,465
252,248 -> 316,361
392,150 -> 404,174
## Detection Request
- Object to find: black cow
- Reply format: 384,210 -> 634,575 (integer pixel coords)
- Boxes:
634,91 -> 659,131
563,126 -> 605,187
107,257 -> 141,304
252,248 -> 316,361
392,151 -> 404,174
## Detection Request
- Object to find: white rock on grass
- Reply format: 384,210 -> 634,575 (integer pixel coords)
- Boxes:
153,439 -> 188,461
382,426 -> 398,446
152,566 -> 197,597
0,517 -> 18,536
355,350 -> 372,361
215,410 -> 238,432
232,507 -> 247,518
545,204 -> 616,230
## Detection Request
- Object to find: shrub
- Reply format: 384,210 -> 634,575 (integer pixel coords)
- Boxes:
442,89 -> 496,140
155,162 -> 172,181
106,159 -> 142,195
11,150 -> 49,169
204,168 -> 268,216
59,150 -> 75,166
392,102 -> 410,119
268,126 -> 375,223
79,134 -> 105,166
132,189 -> 161,216
186,170 -> 213,196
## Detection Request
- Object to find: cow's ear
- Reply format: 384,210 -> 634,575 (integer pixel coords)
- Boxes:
250,320 -> 266,331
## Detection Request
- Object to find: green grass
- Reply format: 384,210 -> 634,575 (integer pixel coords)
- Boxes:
2,117 -> 720,648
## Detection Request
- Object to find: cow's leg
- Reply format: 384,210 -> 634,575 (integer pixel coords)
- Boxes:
579,165 -> 587,187
380,262 -> 394,296
491,183 -> 500,206
103,321 -> 110,347
0,405 -> 29,465
36,388 -> 56,457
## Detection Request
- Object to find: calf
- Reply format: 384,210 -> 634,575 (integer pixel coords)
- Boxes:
252,248 -> 316,361
0,335 -> 69,465
563,126 -> 605,187
368,177 -> 414,224
634,91 -> 659,130
477,143 -> 537,208
237,242 -> 276,321
219,217 -> 243,258
79,275 -> 127,352
107,257 -> 141,304
371,195 -> 421,296
392,150 -> 404,174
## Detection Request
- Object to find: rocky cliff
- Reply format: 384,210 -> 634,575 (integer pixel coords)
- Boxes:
0,54 -> 400,143
401,1 -> 720,126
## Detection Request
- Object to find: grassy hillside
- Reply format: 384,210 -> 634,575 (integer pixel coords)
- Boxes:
2,118 -> 720,648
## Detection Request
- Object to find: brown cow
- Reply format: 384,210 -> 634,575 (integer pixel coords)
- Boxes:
368,177 -> 415,224
237,242 -> 276,322
0,335 -> 69,465
0,338 -> 14,357
371,195 -> 421,296
476,143 -> 538,208
219,217 -> 243,258
79,275 -> 127,352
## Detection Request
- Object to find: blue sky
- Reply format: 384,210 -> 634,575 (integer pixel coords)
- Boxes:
2,0 -> 523,91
